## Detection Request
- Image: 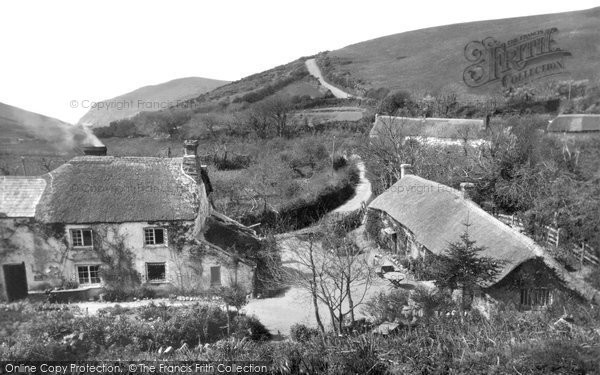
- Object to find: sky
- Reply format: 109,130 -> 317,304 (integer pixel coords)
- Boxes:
0,0 -> 598,123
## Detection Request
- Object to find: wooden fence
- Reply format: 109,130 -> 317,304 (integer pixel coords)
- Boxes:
496,213 -> 525,232
571,243 -> 600,266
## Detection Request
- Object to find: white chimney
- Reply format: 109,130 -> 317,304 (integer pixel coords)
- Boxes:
400,164 -> 412,179
460,182 -> 475,200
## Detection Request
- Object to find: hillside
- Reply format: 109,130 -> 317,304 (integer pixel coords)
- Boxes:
0,102 -> 101,175
320,6 -> 600,100
175,59 -> 327,110
77,77 -> 229,128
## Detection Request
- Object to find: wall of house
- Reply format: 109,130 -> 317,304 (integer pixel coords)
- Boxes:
0,219 -> 254,301
484,258 -> 578,310
373,209 -> 424,259
0,218 -> 69,300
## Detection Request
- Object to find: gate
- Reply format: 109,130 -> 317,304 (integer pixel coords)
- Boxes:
3,262 -> 28,302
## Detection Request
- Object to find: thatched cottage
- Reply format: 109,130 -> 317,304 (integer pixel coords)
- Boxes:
370,115 -> 489,147
0,141 -> 259,302
368,165 -> 600,309
546,114 -> 600,139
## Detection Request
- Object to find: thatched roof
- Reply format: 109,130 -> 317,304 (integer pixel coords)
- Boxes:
370,115 -> 485,140
369,175 -> 538,284
547,114 -> 600,133
35,156 -> 201,224
369,175 -> 600,303
0,176 -> 46,218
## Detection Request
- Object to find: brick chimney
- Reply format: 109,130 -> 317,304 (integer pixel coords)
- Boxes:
460,182 -> 475,200
83,146 -> 107,156
400,164 -> 412,179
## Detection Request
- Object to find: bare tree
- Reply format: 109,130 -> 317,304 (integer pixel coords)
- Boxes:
267,220 -> 373,334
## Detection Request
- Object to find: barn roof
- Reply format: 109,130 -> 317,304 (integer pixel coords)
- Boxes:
370,115 -> 486,140
0,176 -> 46,218
368,175 -> 600,303
35,156 -> 201,224
547,114 -> 600,133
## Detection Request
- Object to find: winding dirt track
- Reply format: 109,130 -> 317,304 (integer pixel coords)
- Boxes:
305,58 -> 353,99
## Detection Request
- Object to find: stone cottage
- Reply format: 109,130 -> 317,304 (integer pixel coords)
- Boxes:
0,141 -> 260,301
367,165 -> 600,309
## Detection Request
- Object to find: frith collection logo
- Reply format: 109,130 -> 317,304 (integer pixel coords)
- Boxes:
463,28 -> 572,88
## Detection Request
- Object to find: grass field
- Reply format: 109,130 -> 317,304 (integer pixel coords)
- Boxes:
322,6 -> 600,99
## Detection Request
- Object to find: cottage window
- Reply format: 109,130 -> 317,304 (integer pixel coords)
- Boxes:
520,288 -> 552,307
146,263 -> 166,282
77,265 -> 101,285
210,266 -> 221,286
144,228 -> 166,246
71,229 -> 93,247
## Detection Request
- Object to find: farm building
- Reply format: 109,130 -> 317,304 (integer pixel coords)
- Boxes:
0,141 -> 259,302
546,114 -> 600,138
367,165 -> 600,309
369,115 -> 489,147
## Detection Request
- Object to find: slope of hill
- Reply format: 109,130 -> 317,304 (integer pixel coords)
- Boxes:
78,77 -> 229,127
177,58 -> 326,110
0,102 -> 104,175
320,6 -> 600,100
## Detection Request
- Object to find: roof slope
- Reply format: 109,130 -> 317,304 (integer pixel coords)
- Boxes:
0,176 -> 46,217
369,175 -> 600,303
35,156 -> 201,223
369,175 -> 541,283
370,116 -> 485,139
547,114 -> 600,132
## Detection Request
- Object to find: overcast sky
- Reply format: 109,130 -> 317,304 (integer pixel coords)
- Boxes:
1,0 -> 598,123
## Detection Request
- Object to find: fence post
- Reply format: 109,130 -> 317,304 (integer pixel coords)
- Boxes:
580,242 -> 585,270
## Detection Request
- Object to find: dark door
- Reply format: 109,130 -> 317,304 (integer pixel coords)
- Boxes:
210,266 -> 221,286
3,262 -> 28,302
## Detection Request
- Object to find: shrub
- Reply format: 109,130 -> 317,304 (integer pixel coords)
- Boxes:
232,315 -> 272,341
60,280 -> 79,290
332,155 -> 347,170
290,323 -> 320,343
362,290 -> 410,324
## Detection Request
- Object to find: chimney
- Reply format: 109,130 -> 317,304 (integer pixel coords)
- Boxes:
400,164 -> 412,179
184,140 -> 199,156
460,182 -> 475,200
83,146 -> 107,156
182,140 -> 201,182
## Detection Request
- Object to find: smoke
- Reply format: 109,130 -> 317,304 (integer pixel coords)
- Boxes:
1,102 -> 104,152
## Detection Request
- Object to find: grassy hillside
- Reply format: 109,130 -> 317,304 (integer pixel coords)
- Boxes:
176,58 -> 325,111
0,102 -> 103,174
320,7 -> 600,100
77,77 -> 229,128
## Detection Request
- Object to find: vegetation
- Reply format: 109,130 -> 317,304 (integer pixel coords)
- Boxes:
2,299 -> 598,373
434,223 -> 504,308
0,301 -> 270,361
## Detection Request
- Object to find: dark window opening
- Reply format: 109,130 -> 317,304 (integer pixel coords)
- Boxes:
520,288 -> 552,307
144,228 -> 166,245
71,229 -> 93,247
147,263 -> 166,282
77,265 -> 101,285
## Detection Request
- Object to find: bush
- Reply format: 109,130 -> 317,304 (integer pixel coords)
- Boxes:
232,315 -> 272,341
290,323 -> 320,343
362,290 -> 410,324
332,155 -> 347,170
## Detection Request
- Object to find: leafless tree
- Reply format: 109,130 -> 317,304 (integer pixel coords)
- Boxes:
267,220 -> 373,334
